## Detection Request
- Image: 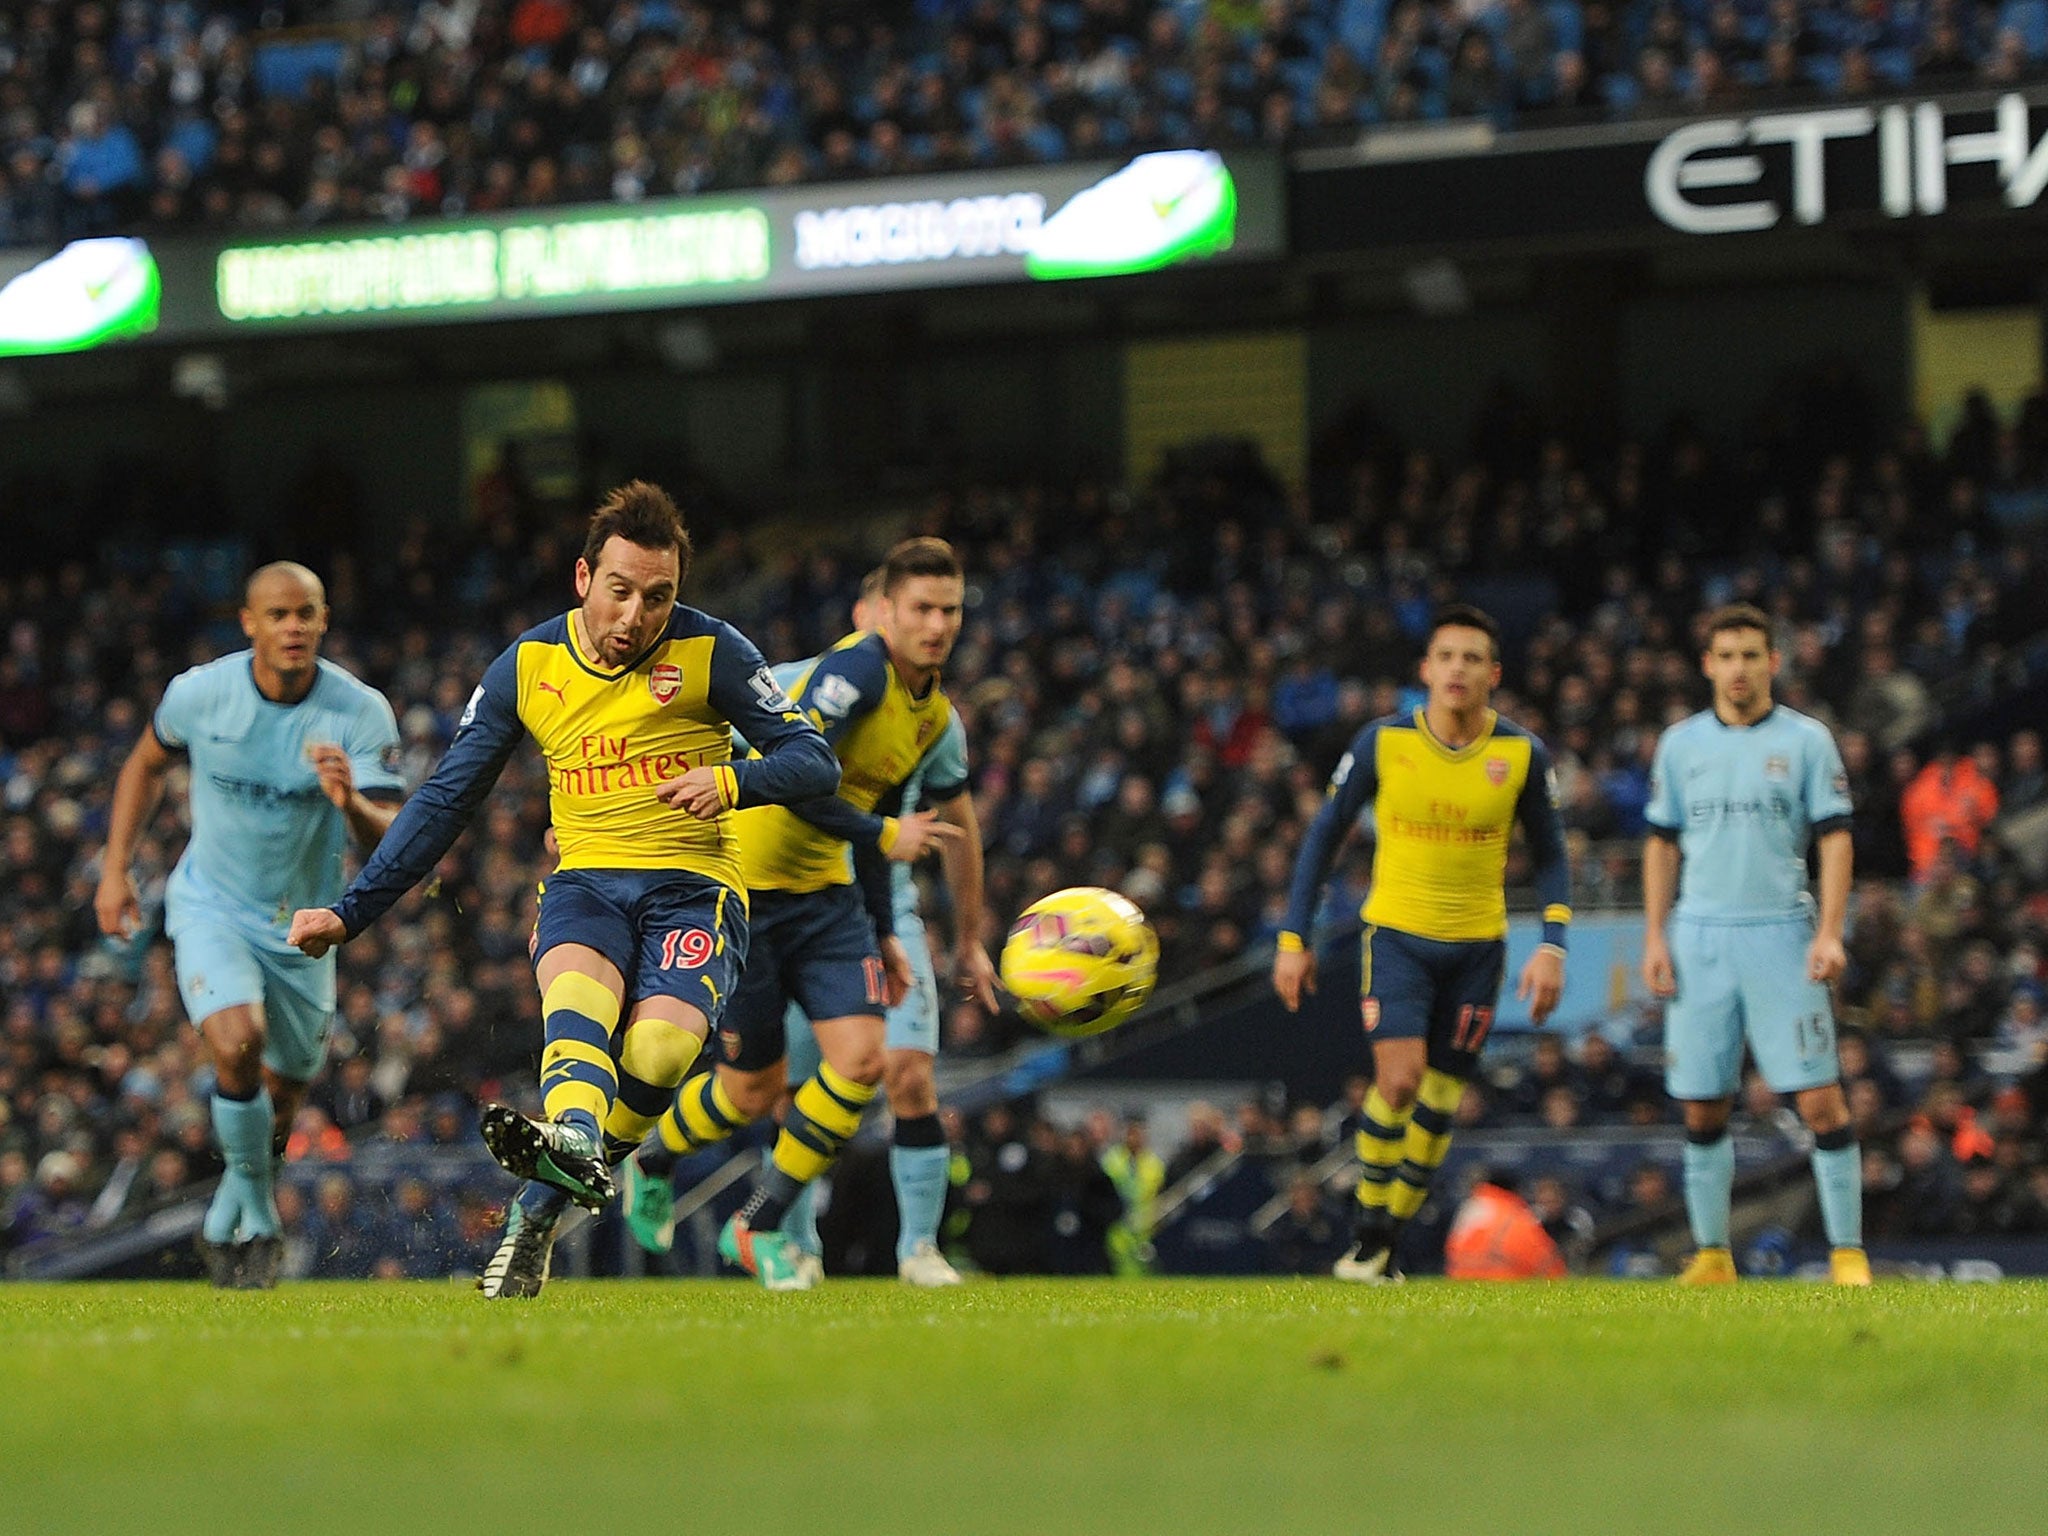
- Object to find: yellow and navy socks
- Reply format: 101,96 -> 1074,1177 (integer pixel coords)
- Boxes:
738,1063 -> 877,1232
602,1017 -> 704,1164
638,1069 -> 750,1177
1352,1085 -> 1411,1232
1386,1068 -> 1463,1224
539,972 -> 621,1143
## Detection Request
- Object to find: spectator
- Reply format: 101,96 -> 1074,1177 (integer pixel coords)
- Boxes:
1507,1034 -> 1581,1119
1163,1099 -> 1237,1185
1265,1174 -> 1347,1274
2004,730 -> 2045,816
961,1103 -> 1055,1274
1444,1172 -> 1567,1279
1051,1129 -> 1125,1275
1526,1172 -> 1596,1265
1902,743 -> 2001,880
1101,1112 -> 1166,1274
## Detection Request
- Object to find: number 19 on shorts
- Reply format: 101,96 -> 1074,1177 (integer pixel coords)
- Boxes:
660,928 -> 714,969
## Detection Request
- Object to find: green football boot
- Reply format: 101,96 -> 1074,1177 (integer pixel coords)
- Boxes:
719,1215 -> 816,1292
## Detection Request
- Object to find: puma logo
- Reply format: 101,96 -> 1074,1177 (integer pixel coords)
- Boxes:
536,680 -> 569,706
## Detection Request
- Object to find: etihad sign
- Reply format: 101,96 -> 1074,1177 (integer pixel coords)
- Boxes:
1646,93 -> 2048,234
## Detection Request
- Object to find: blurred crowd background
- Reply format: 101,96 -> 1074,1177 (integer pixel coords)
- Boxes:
9,0 -> 2048,247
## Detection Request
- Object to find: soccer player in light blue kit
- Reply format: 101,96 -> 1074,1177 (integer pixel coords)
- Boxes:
622,569 -> 997,1285
1641,603 -> 1871,1286
96,563 -> 402,1288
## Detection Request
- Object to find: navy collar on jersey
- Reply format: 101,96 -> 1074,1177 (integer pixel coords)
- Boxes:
1412,705 -> 1497,760
566,608 -> 670,681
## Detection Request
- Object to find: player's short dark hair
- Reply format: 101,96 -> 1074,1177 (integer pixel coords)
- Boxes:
881,536 -> 961,595
1702,602 -> 1774,649
1427,603 -> 1501,660
859,565 -> 887,602
581,480 -> 692,582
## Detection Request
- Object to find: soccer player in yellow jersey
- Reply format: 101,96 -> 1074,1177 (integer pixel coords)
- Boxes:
621,565 -> 997,1287
287,483 -> 837,1297
628,537 -> 985,1290
1273,605 -> 1570,1282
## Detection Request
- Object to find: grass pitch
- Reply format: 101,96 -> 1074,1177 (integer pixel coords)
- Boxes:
2,1279 -> 2043,1535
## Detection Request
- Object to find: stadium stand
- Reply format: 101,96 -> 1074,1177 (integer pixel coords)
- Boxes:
6,366 -> 2048,1274
6,0 -> 2048,248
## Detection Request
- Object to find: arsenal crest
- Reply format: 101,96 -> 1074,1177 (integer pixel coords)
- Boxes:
916,717 -> 936,746
1361,998 -> 1381,1032
649,662 -> 683,705
1484,757 -> 1510,786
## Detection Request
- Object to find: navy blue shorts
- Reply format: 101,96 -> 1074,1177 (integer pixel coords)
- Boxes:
720,885 -> 885,1072
533,868 -> 746,1024
1361,925 -> 1507,1077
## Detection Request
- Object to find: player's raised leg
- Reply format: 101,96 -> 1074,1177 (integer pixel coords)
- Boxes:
602,882 -> 742,1265
624,921 -> 794,1255
603,878 -> 738,1171
487,992 -> 716,1299
599,999 -> 708,1260
481,939 -> 623,1210
477,910 -> 632,1298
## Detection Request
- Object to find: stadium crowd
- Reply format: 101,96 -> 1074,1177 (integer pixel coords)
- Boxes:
6,367 -> 2048,1272
9,0 -> 2048,247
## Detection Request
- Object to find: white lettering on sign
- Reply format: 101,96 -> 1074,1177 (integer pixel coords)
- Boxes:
1645,93 -> 2048,234
793,194 -> 1046,270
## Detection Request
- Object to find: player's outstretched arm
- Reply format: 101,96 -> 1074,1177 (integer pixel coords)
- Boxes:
1273,727 -> 1378,1012
935,786 -> 999,1011
1805,727 -> 1856,984
96,726 -> 175,938
851,838 -> 898,948
317,650 -> 525,945
705,625 -> 840,809
784,791 -> 960,861
1640,729 -> 1683,998
307,744 -> 402,846
1807,827 -> 1852,982
308,683 -> 407,848
286,907 -> 348,959
1640,833 -> 1680,997
1513,737 -> 1572,1026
